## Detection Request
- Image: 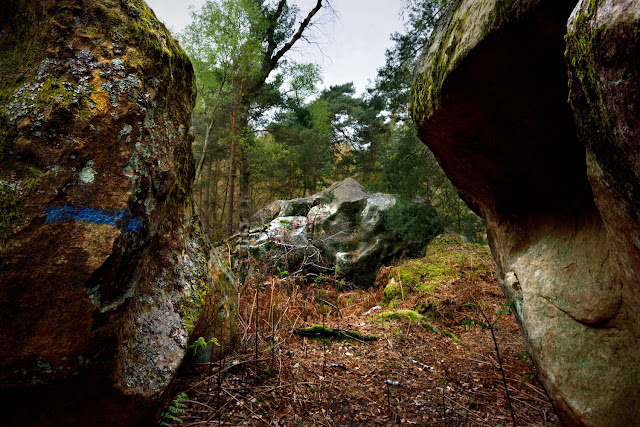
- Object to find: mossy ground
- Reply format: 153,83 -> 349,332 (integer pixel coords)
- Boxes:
170,250 -> 558,426
382,234 -> 493,305
295,325 -> 378,343
377,309 -> 463,344
172,251 -> 557,426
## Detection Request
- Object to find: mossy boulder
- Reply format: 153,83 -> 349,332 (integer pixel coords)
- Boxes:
0,1 -> 237,425
248,178 -> 442,287
412,0 -> 640,424
382,234 -> 492,305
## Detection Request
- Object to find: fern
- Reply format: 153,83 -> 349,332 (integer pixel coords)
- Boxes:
187,336 -> 219,356
159,392 -> 188,426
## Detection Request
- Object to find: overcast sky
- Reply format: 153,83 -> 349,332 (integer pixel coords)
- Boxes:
144,0 -> 406,95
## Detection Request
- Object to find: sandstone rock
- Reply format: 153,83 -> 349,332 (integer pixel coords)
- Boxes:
0,1 -> 237,425
412,0 -> 640,425
249,178 -> 441,286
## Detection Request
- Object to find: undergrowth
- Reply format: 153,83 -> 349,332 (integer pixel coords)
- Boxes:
166,241 -> 560,426
159,392 -> 188,426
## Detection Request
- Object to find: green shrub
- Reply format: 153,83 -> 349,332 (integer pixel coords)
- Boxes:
384,198 -> 443,254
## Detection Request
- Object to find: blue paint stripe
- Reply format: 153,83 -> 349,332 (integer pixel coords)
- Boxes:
124,218 -> 141,232
44,205 -> 141,231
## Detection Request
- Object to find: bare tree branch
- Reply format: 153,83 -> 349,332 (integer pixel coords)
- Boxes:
256,0 -> 323,92
268,0 -> 323,71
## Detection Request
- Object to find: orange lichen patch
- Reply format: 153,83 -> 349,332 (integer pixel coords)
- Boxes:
90,70 -> 110,112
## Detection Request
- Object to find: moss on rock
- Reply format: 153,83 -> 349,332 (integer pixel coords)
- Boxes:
382,234 -> 492,305
378,309 -> 428,323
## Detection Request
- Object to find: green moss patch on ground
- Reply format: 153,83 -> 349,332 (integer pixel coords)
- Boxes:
377,309 -> 464,345
295,325 -> 378,343
382,234 -> 493,305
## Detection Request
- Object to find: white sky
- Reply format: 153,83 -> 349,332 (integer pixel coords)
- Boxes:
144,0 -> 406,95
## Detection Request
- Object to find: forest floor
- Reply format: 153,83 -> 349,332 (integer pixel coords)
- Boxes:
168,240 -> 561,427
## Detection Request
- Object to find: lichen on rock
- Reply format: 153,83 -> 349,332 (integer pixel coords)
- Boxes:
0,1 -> 237,425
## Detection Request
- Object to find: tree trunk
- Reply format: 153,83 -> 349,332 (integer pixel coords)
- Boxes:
202,160 -> 212,234
312,165 -> 317,194
238,144 -> 250,233
288,161 -> 293,199
225,110 -> 237,236
236,111 -> 251,286
211,157 -> 221,230
195,111 -> 215,183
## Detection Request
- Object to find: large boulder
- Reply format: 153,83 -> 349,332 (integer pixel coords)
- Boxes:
0,0 -> 237,425
249,178 -> 442,286
412,0 -> 640,425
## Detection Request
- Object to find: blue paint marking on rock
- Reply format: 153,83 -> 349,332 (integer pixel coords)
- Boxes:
44,205 -> 141,231
124,218 -> 141,232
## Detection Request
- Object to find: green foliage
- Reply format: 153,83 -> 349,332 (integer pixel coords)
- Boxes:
462,317 -> 494,331
187,336 -> 219,356
375,0 -> 452,116
384,198 -> 443,253
369,123 -> 427,198
370,123 -> 485,244
159,392 -> 188,426
181,0 -> 265,90
366,0 -> 485,243
514,352 -> 538,386
463,302 -> 514,331
316,190 -> 334,205
184,0 -> 486,247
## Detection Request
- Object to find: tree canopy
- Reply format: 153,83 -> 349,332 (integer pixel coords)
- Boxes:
181,0 -> 484,243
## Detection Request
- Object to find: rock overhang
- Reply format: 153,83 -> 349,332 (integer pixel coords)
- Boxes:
411,0 -> 640,425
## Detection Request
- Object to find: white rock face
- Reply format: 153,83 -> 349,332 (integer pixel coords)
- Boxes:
249,178 -> 438,286
268,216 -> 309,247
